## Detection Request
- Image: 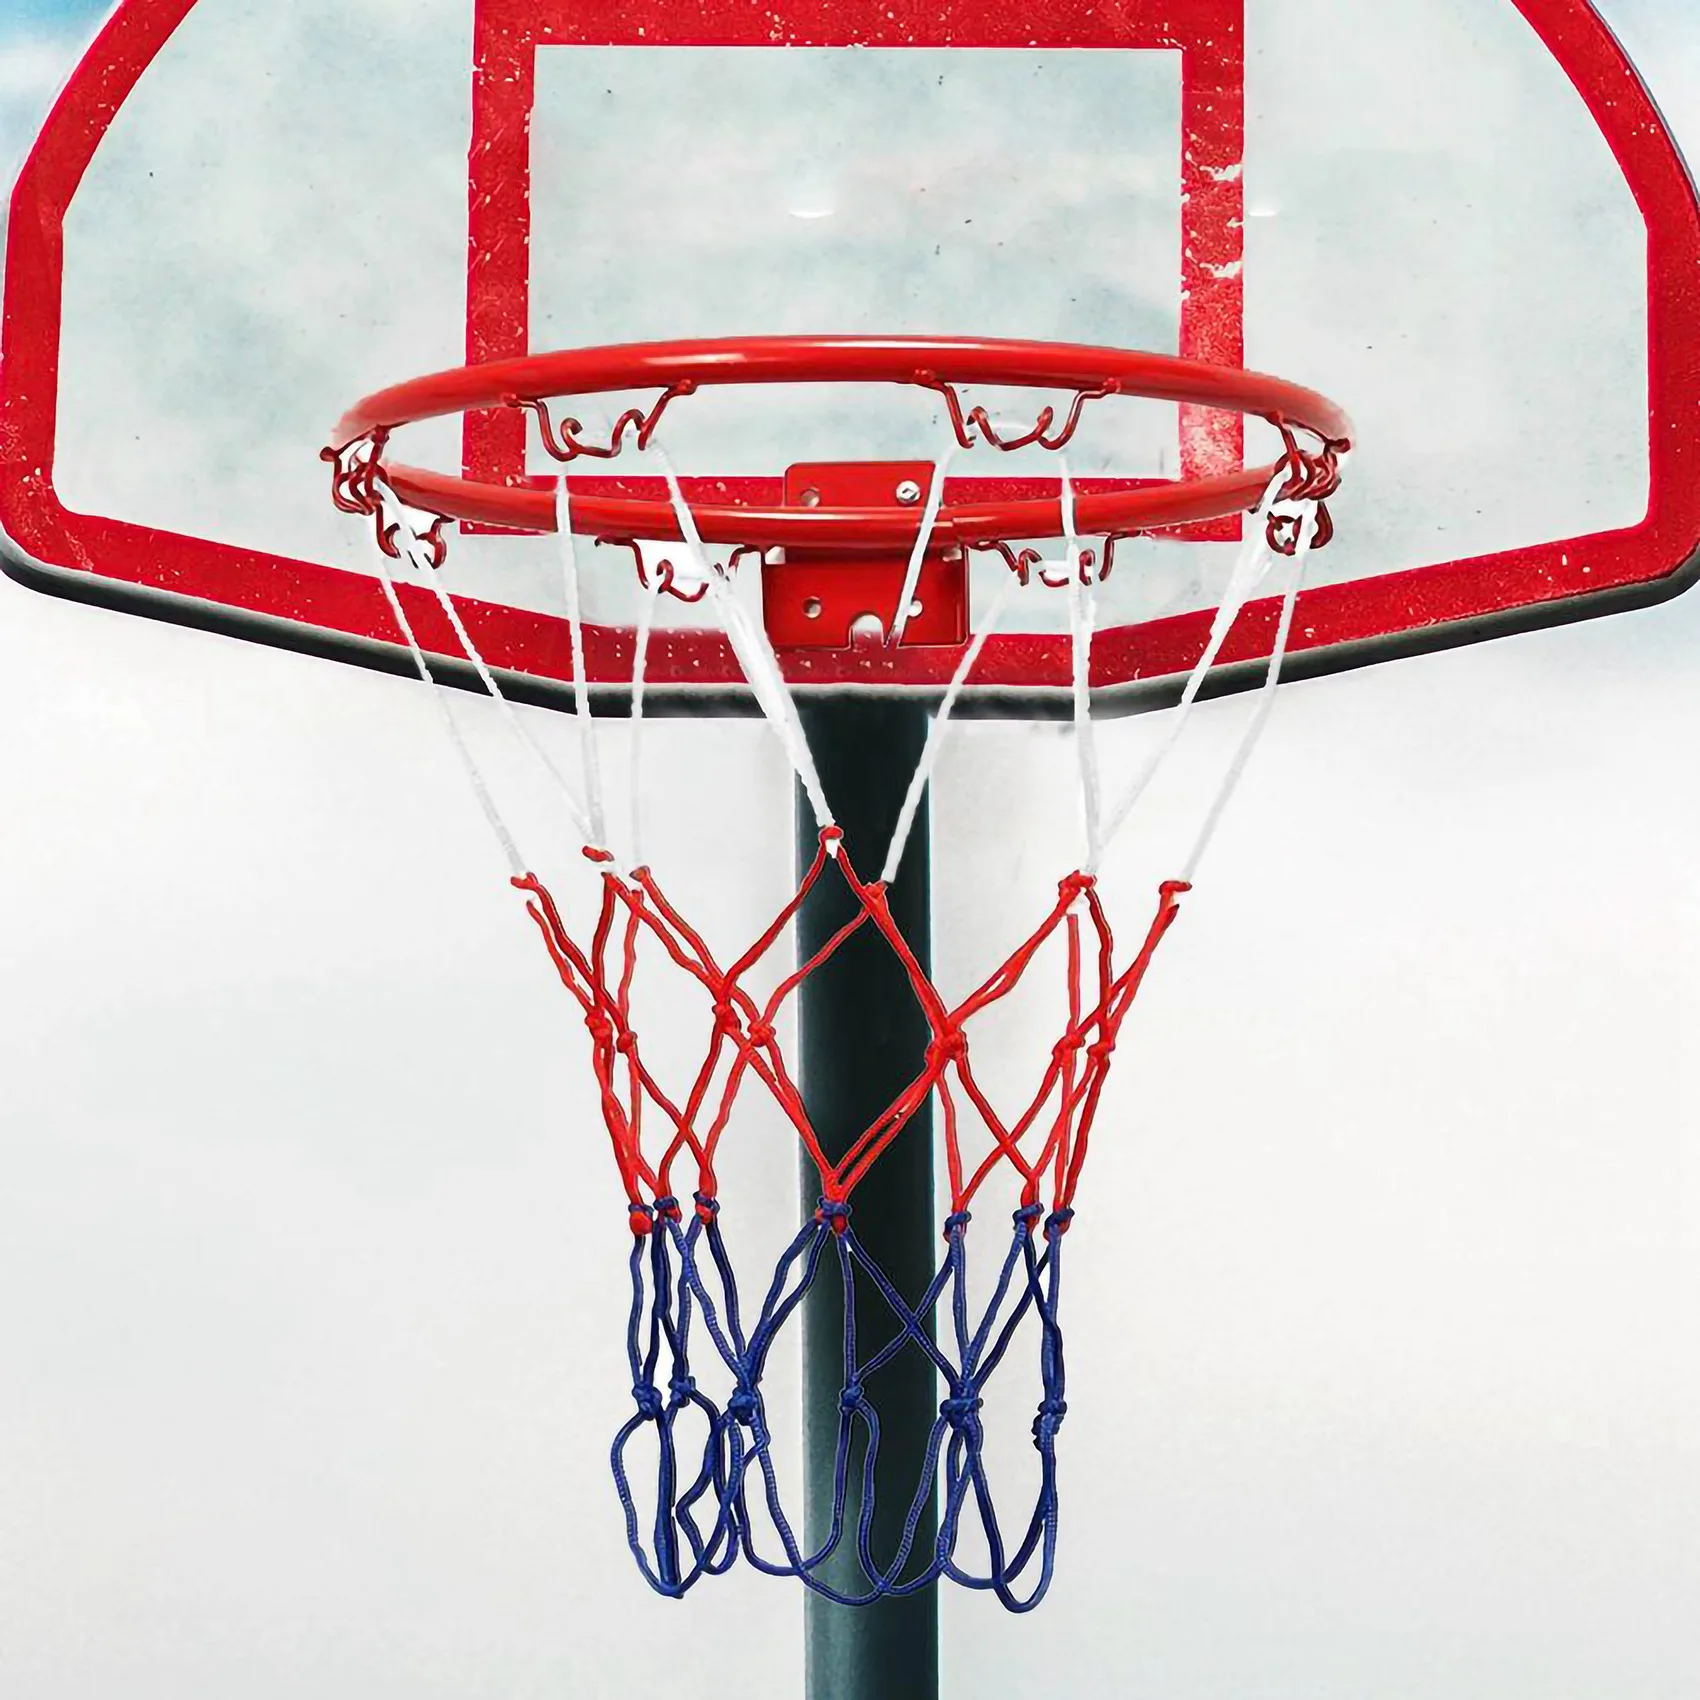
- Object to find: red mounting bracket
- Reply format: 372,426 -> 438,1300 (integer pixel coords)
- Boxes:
762,462 -> 969,650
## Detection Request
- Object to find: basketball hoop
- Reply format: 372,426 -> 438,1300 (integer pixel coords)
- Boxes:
326,334 -> 1350,562
325,335 -> 1349,1608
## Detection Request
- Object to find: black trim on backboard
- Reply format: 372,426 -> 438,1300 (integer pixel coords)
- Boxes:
5,532 -> 1700,722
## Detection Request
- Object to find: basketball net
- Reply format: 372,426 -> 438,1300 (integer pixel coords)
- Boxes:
333,422 -> 1329,1609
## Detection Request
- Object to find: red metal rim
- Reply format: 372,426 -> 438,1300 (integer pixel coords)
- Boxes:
332,335 -> 1354,548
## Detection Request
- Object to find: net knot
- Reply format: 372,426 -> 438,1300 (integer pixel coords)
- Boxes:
711,997 -> 739,1031
1045,1207 -> 1076,1238
940,1391 -> 984,1430
653,1195 -> 683,1223
1032,1396 -> 1069,1444
668,1374 -> 698,1403
745,1018 -> 777,1049
930,1027 -> 969,1065
1059,872 -> 1096,901
615,1028 -> 640,1055
627,1203 -> 656,1237
692,1191 -> 720,1222
582,846 -> 616,866
942,1209 -> 973,1238
839,1382 -> 866,1415
585,1013 -> 616,1046
728,1387 -> 762,1426
631,1382 -> 666,1420
1052,1032 -> 1085,1064
1014,1202 -> 1045,1232
815,1198 -> 853,1235
1086,1037 -> 1116,1065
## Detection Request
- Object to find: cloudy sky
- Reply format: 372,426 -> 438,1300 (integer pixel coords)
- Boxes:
1,4 -> 1696,1698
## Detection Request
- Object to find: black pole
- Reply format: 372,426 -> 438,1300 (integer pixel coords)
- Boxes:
795,697 -> 940,1700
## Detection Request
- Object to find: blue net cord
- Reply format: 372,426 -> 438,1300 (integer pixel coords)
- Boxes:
609,1194 -> 1072,1609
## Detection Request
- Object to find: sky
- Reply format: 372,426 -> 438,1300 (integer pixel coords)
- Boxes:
0,4 -> 1696,1699
0,2 -> 98,172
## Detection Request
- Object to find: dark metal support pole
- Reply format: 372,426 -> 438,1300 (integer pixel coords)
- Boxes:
796,697 -> 940,1700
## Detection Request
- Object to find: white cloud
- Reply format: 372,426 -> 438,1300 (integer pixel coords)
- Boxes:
0,34 -> 76,99
0,30 -> 87,182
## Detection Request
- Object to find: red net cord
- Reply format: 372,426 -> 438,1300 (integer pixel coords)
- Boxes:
512,827 -> 1186,1235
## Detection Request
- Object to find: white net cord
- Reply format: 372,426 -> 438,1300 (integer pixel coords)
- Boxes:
1089,463 -> 1325,875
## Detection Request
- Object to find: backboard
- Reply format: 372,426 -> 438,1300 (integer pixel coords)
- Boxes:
3,0 -> 1698,711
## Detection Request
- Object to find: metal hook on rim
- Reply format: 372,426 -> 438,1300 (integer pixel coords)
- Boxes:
506,384 -> 698,463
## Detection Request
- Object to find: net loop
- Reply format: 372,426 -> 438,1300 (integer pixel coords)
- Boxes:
594,536 -> 761,602
915,370 -> 1118,453
323,430 -> 386,513
1268,420 -> 1346,553
509,384 -> 696,462
974,535 -> 1125,587
322,435 -> 450,565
